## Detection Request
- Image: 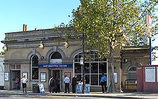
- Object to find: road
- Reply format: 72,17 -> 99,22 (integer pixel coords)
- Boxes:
0,95 -> 117,99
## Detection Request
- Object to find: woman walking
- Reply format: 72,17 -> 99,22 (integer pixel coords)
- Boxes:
21,75 -> 28,93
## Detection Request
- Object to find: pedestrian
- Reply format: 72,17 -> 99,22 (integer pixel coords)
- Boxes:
15,77 -> 19,89
54,75 -> 60,93
21,75 -> 28,93
49,76 -> 55,93
100,73 -> 107,93
64,75 -> 70,93
72,75 -> 77,93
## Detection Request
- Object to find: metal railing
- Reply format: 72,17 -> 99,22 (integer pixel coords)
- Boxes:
123,79 -> 137,92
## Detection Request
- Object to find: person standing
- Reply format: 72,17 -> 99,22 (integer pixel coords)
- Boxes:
54,75 -> 60,93
72,75 -> 77,93
100,73 -> 107,93
15,77 -> 19,89
49,76 -> 55,93
64,75 -> 70,93
21,75 -> 28,93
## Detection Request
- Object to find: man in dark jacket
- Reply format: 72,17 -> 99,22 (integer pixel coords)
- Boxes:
72,75 -> 77,93
100,73 -> 107,93
49,77 -> 54,93
54,76 -> 60,93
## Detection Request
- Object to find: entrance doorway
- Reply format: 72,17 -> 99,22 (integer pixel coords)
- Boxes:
52,70 -> 60,79
50,70 -> 62,89
10,70 -> 20,90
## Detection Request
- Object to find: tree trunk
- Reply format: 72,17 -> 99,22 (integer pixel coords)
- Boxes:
109,42 -> 116,93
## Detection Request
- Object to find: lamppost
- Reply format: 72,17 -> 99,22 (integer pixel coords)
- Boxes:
82,32 -> 85,93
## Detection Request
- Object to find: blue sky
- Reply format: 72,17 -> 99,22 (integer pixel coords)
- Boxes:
0,0 -> 157,53
0,0 -> 81,52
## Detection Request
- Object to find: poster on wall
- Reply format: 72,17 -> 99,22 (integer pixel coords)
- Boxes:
41,72 -> 46,82
64,72 -> 71,81
145,67 -> 155,82
4,73 -> 9,81
114,73 -> 117,83
157,67 -> 158,82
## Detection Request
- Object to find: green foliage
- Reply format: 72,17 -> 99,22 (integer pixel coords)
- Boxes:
71,0 -> 158,92
72,0 -> 158,58
0,51 -> 4,55
52,22 -> 77,47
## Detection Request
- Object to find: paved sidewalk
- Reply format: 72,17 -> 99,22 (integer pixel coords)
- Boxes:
0,90 -> 158,99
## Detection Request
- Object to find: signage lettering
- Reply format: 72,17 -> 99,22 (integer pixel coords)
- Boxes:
38,64 -> 72,68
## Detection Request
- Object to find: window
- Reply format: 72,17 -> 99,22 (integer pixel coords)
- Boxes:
10,64 -> 21,70
51,52 -> 62,59
31,55 -> 39,80
127,66 -> 136,80
99,63 -> 107,73
74,51 -> 108,86
91,63 -> 98,73
50,52 -> 62,64
75,63 -> 81,73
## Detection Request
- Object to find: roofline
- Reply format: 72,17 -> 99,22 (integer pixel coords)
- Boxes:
122,46 -> 149,50
4,27 -> 73,34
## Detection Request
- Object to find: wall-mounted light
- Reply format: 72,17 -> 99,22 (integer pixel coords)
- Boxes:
122,43 -> 125,46
2,44 -> 7,51
39,41 -> 44,49
124,58 -> 128,63
64,42 -> 69,48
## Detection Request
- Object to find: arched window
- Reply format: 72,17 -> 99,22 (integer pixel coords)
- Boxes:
127,66 -> 136,80
31,55 -> 39,80
50,52 -> 62,64
73,51 -> 108,86
51,52 -> 62,59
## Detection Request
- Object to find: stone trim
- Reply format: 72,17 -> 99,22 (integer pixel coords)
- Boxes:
27,49 -> 42,60
123,61 -> 140,71
45,46 -> 66,60
70,48 -> 83,59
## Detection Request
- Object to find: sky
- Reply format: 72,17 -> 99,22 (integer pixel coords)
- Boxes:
0,0 -> 158,63
0,0 -> 81,52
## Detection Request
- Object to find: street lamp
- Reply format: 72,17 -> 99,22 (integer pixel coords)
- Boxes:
82,32 -> 85,94
39,41 -> 44,49
2,44 -> 8,51
64,42 -> 69,48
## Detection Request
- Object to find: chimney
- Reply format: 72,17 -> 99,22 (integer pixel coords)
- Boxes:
25,25 -> 27,31
23,24 -> 27,31
23,24 -> 25,31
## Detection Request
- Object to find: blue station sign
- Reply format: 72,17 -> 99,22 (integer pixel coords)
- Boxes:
38,64 -> 72,68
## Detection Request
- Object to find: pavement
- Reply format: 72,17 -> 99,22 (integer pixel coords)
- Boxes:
0,90 -> 158,99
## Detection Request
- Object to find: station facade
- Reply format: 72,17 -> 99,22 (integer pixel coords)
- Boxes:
1,26 -> 150,92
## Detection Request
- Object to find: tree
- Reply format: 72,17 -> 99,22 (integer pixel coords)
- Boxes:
0,51 -> 4,55
72,0 -> 158,92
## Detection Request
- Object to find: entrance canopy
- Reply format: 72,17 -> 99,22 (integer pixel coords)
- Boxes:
38,64 -> 72,68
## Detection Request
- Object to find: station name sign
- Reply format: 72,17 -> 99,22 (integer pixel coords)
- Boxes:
38,64 -> 72,68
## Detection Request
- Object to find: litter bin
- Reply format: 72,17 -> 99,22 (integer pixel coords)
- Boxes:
32,84 -> 40,93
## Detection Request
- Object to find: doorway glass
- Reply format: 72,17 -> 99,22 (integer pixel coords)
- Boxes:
52,70 -> 60,79
74,51 -> 108,86
10,70 -> 20,90
50,70 -> 62,89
